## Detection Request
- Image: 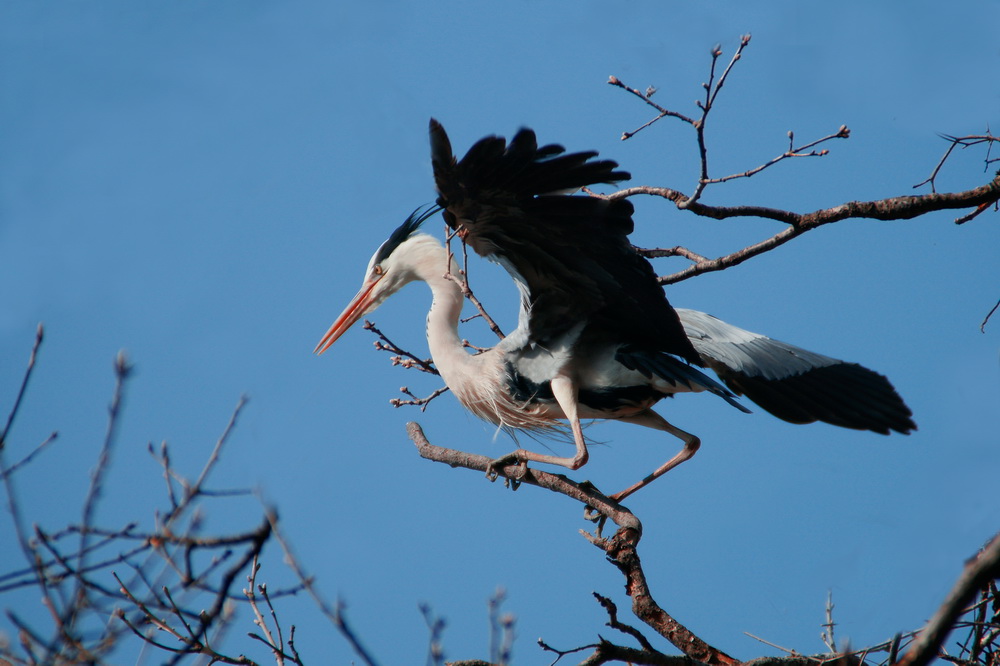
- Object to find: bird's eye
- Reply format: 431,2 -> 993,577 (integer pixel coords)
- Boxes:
372,265 -> 384,276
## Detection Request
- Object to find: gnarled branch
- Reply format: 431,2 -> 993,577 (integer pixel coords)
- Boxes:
405,422 -> 743,666
607,173 -> 1000,284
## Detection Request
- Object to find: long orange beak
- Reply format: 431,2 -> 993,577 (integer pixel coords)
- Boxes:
314,277 -> 382,355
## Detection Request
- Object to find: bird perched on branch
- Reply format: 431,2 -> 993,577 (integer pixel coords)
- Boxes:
315,120 -> 915,502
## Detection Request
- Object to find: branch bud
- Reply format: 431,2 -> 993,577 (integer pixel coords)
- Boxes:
114,350 -> 132,377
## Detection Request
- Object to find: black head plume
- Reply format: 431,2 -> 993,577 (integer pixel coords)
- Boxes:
373,205 -> 440,265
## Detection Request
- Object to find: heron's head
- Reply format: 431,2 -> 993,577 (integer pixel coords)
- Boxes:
314,208 -> 446,355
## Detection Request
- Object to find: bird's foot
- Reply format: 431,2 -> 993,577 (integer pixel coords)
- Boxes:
578,480 -> 608,523
485,452 -> 528,491
579,480 -> 628,535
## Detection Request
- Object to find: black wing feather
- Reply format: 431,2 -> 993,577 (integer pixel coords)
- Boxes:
429,119 -> 700,364
717,364 -> 916,434
678,308 -> 916,434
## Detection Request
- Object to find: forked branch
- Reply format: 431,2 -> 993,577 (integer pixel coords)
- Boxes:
405,422 -> 743,666
406,421 -> 1000,666
608,35 -> 848,208
605,39 -> 998,287
365,319 -> 452,410
608,172 -> 1000,285
915,132 -> 999,194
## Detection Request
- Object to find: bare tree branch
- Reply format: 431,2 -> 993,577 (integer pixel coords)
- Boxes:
606,75 -> 697,138
406,422 -> 641,533
486,588 -> 515,666
5,32 -> 999,665
706,126 -> 850,185
445,227 -> 506,340
264,508 -> 381,666
0,431 -> 58,481
897,532 -> 1000,666
604,173 -> 1000,285
602,42 -> 999,291
390,386 -> 451,411
365,320 -> 440,375
914,133 -> 999,193
0,323 -> 44,451
982,298 -> 1000,333
405,422 -> 742,666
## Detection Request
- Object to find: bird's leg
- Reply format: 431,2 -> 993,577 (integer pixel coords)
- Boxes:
485,374 -> 590,482
610,410 -> 701,503
548,374 -> 589,469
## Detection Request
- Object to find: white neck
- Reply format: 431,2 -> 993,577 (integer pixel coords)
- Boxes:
414,250 -> 479,383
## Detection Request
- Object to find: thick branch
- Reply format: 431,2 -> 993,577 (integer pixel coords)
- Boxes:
405,422 -> 743,666
897,532 -> 1000,666
594,527 -> 738,666
405,422 -> 639,532
614,173 -> 1000,224
610,173 -> 1000,284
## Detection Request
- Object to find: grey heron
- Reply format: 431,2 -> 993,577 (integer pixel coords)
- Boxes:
315,120 -> 915,502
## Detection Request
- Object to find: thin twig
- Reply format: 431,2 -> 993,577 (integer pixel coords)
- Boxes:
683,34 -> 752,207
246,557 -> 286,666
365,320 -> 439,375
487,588 -> 508,665
820,591 -> 836,652
150,439 -> 180,514
0,323 -> 44,450
743,632 -> 802,656
914,133 -> 999,193
444,232 -> 505,340
706,125 -> 850,185
390,386 -> 450,411
170,394 -> 249,523
0,431 -> 58,481
606,75 -> 697,140
635,245 -> 709,263
80,351 -> 131,531
264,507 -> 381,666
593,592 -> 659,654
419,603 -> 446,666
983,299 -> 1000,334
0,327 -> 49,620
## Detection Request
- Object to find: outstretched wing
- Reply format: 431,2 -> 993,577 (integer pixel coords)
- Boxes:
677,308 -> 916,434
430,119 -> 700,364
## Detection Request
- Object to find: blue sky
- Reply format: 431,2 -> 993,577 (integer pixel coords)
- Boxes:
1,2 -> 998,663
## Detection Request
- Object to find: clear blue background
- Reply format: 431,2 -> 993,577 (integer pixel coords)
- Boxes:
2,2 -> 998,663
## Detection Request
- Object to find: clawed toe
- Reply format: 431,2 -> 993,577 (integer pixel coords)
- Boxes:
485,453 -> 527,490
578,480 -> 617,529
578,480 -> 604,522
